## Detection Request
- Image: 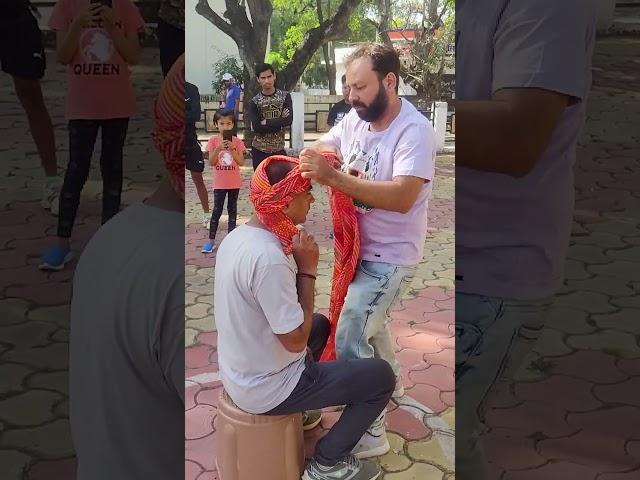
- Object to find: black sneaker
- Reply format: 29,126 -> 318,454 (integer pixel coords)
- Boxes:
302,455 -> 381,480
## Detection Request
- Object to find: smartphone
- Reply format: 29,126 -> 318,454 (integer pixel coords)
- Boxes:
222,130 -> 233,142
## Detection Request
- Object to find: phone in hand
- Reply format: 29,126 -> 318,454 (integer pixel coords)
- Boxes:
222,130 -> 233,142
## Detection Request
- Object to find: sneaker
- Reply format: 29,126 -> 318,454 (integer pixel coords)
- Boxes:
351,413 -> 390,459
302,410 -> 322,431
39,245 -> 73,271
202,213 -> 210,228
41,176 -> 60,215
201,241 -> 216,253
302,456 -> 381,480
392,378 -> 405,399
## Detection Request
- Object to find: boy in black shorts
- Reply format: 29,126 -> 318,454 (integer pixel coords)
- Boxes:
186,80 -> 210,227
1,1 -> 59,212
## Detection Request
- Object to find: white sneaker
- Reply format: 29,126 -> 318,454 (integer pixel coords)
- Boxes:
351,413 -> 390,458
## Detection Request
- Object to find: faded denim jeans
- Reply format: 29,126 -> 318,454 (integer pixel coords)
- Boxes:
456,292 -> 553,480
336,260 -> 417,380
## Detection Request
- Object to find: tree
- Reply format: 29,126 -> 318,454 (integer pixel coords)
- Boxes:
211,55 -> 243,94
195,0 -> 363,93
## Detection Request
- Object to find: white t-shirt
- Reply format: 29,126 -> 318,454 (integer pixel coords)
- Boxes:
70,202 -> 184,480
456,0 -> 596,300
320,98 -> 436,266
214,224 -> 306,414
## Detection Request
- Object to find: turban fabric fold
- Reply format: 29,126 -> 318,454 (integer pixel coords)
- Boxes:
250,154 -> 359,361
152,54 -> 185,199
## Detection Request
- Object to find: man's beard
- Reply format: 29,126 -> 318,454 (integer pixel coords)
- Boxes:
352,83 -> 388,122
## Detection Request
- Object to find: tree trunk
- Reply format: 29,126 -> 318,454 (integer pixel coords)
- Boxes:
316,0 -> 335,94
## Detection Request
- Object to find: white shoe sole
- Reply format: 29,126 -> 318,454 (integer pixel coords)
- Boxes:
38,252 -> 73,271
301,469 -> 381,480
303,415 -> 323,431
392,386 -> 405,399
353,437 -> 390,459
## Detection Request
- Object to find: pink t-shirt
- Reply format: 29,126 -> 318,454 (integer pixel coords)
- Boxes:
206,136 -> 246,190
49,0 -> 144,120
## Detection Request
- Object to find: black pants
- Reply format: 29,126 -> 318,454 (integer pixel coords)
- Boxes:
209,189 -> 239,240
57,119 -> 129,238
267,314 -> 395,466
158,18 -> 185,77
252,148 -> 286,171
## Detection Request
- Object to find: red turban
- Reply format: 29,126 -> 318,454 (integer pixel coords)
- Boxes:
152,54 -> 185,199
249,154 -> 359,361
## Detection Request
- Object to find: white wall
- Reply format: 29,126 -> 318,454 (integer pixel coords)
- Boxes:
186,0 -> 240,94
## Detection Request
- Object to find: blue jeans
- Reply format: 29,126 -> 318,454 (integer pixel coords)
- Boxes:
336,260 -> 417,379
456,292 -> 553,480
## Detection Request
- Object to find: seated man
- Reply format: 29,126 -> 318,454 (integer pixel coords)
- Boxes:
214,156 -> 394,480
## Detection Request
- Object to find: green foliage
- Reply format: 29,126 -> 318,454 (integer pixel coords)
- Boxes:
211,55 -> 243,93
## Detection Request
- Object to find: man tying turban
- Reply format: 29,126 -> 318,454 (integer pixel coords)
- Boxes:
68,56 -> 185,480
214,155 -> 394,480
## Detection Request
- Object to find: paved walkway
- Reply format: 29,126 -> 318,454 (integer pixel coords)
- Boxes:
184,145 -> 456,477
479,37 -> 640,479
0,49 -> 163,479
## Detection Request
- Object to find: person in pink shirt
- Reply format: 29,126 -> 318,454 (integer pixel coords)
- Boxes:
39,0 -> 144,270
202,109 -> 246,253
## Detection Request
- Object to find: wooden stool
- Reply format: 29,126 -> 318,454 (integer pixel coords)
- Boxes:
216,389 -> 305,480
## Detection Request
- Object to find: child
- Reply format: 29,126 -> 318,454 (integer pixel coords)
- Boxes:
39,0 -> 144,270
202,109 -> 246,253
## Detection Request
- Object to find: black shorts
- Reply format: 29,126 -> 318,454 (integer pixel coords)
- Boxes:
186,145 -> 205,173
0,13 -> 46,80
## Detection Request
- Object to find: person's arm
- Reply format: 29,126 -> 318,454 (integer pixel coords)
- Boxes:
101,5 -> 141,65
55,5 -> 99,65
185,84 -> 201,124
457,0 -> 593,178
274,231 -> 318,353
264,93 -> 294,129
300,123 -> 432,213
230,141 -> 245,166
455,89 -> 569,178
248,98 -> 280,133
208,145 -> 222,166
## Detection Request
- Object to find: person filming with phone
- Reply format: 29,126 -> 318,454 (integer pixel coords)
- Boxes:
202,108 -> 246,253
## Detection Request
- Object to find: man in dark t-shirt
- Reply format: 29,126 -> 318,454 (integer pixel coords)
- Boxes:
247,63 -> 293,170
327,74 -> 352,128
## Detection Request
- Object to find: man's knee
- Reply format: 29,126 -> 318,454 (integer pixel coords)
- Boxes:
353,358 -> 395,396
312,313 -> 330,338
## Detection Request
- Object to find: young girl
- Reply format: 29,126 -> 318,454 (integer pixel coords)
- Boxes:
39,0 -> 143,270
202,109 -> 246,253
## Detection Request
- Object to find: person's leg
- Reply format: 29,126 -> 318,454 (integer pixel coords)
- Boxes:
190,170 -> 210,215
57,120 -> 100,241
308,313 -> 330,361
455,292 -> 552,480
336,261 -> 417,379
208,189 -> 227,240
226,188 -> 239,233
98,118 -> 129,224
157,18 -> 185,77
13,77 -> 57,177
267,357 -> 394,468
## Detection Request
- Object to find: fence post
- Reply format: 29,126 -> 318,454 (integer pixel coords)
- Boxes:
433,101 -> 448,153
290,92 -> 305,152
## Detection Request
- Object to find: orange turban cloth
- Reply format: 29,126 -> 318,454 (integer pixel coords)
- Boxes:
249,154 -> 360,361
152,54 -> 185,199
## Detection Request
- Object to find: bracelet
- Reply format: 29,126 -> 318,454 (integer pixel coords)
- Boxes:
297,272 -> 317,281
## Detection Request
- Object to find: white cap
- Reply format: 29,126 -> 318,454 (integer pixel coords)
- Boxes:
222,73 -> 233,81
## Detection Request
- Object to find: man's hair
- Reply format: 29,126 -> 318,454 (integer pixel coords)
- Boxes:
213,108 -> 235,125
265,160 -> 295,185
341,74 -> 347,83
255,63 -> 275,78
344,43 -> 401,93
